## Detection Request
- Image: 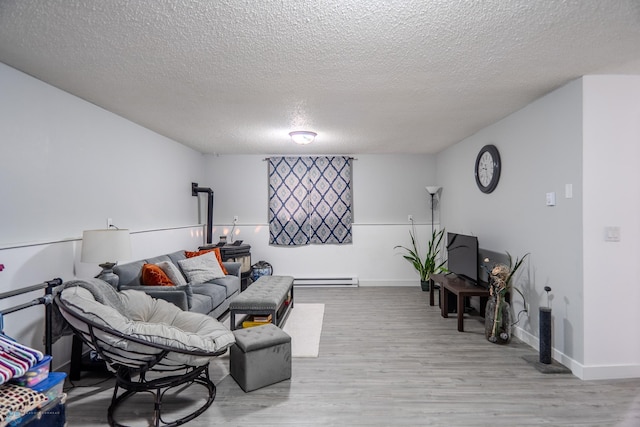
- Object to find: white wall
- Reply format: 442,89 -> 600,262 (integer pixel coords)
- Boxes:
437,76 -> 640,380
438,79 -> 584,369
0,64 -> 207,245
0,63 -> 207,369
582,75 -> 640,379
204,154 -> 438,285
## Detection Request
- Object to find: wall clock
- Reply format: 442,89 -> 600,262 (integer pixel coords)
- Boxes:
474,144 -> 501,193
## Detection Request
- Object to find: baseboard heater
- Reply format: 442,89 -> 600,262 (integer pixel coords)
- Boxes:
293,277 -> 359,287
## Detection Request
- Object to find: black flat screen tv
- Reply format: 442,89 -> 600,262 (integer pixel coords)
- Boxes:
446,232 -> 479,285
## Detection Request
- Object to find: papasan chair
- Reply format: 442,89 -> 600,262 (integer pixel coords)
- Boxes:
55,278 -> 235,427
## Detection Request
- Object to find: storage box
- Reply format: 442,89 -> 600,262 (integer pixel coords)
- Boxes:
30,372 -> 66,402
11,355 -> 51,387
230,323 -> 291,392
7,395 -> 67,427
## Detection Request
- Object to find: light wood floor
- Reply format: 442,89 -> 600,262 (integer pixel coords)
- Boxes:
64,286 -> 640,426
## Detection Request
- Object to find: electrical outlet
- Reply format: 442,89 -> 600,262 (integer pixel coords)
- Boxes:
233,216 -> 239,223
107,218 -> 113,228
525,302 -> 530,313
408,214 -> 413,222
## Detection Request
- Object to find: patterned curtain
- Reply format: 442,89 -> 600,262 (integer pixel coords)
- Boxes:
269,156 -> 353,246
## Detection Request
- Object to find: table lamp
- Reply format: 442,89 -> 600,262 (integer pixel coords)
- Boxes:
81,228 -> 132,286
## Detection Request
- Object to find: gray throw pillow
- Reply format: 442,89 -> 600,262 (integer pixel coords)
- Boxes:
155,261 -> 188,287
177,251 -> 226,283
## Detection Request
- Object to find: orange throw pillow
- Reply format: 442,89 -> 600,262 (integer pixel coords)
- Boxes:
141,263 -> 175,286
184,248 -> 228,275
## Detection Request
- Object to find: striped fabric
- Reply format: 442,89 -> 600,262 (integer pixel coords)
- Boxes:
269,156 -> 353,246
0,335 -> 44,385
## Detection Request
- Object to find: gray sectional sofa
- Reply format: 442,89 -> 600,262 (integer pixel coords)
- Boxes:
112,250 -> 241,319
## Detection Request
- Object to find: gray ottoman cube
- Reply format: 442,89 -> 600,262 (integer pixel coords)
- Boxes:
230,323 -> 292,392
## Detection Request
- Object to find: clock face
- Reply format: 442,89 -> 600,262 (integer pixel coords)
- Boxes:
475,144 -> 501,193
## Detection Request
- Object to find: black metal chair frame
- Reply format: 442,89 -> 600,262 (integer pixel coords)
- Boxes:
55,294 -> 225,427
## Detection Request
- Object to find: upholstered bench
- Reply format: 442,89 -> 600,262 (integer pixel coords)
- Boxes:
229,275 -> 294,330
229,323 -> 292,392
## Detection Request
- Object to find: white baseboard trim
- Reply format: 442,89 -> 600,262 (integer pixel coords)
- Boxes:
513,325 -> 578,375
358,280 -> 419,287
512,326 -> 640,380
574,362 -> 640,380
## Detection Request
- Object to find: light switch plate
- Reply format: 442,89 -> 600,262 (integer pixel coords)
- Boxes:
565,184 -> 573,199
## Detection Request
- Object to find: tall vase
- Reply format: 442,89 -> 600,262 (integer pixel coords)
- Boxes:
485,295 -> 511,344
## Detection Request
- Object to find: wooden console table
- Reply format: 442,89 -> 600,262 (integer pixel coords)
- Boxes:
431,273 -> 490,332
220,244 -> 252,290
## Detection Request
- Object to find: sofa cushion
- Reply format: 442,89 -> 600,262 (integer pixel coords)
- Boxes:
141,264 -> 174,286
166,251 -> 189,281
185,248 -> 228,275
189,293 -> 213,315
113,260 -> 146,288
178,252 -> 226,283
190,283 -> 228,312
155,261 -> 188,287
145,254 -> 172,265
166,250 -> 187,265
207,275 -> 241,298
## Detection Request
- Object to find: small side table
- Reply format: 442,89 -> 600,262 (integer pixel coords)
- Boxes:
432,274 -> 489,332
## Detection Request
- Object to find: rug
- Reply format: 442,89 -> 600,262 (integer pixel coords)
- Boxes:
283,303 -> 325,358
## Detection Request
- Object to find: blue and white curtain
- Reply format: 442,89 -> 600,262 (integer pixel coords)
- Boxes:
269,156 -> 353,246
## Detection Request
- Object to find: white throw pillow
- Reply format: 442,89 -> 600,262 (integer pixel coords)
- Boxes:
178,251 -> 226,283
155,261 -> 188,286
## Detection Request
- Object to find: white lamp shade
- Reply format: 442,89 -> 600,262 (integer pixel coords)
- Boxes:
81,229 -> 132,264
426,186 -> 441,195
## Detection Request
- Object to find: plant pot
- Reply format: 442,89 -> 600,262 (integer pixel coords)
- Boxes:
420,280 -> 430,292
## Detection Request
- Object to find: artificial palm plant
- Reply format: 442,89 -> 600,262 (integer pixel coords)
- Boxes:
395,226 -> 447,291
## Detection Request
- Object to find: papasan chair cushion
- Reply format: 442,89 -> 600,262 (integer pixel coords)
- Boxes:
58,278 -> 235,368
57,278 -> 236,426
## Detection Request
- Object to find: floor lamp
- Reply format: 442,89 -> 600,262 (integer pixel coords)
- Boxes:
425,186 -> 442,236
425,186 -> 441,296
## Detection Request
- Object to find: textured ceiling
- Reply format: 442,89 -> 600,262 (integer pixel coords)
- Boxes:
1,1 -> 639,155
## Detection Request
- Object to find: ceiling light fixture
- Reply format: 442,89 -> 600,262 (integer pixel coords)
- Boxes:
289,131 -> 317,145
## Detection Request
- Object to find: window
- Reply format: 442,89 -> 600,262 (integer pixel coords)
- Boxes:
268,156 -> 353,246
